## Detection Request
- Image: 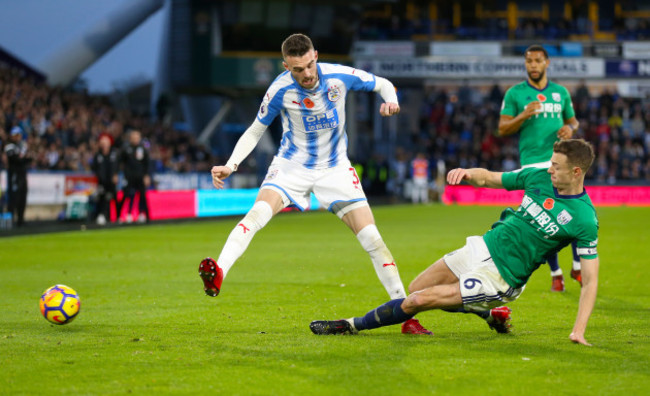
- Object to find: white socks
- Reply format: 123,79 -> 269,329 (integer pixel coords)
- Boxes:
356,224 -> 407,299
217,201 -> 274,278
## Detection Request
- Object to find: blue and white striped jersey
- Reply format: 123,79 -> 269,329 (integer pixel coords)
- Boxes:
256,63 -> 378,170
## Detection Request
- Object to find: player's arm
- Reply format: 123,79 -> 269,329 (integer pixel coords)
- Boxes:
211,119 -> 267,189
373,76 -> 400,117
497,101 -> 542,137
570,257 -> 599,346
558,116 -> 579,139
446,168 -> 504,189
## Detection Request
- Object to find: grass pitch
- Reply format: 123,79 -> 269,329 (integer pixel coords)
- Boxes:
1,204 -> 649,395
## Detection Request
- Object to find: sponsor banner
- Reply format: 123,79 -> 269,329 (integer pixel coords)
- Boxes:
606,60 -> 650,77
355,57 -> 604,79
65,174 -> 98,196
430,42 -> 501,57
154,173 -> 221,191
147,190 -> 196,220
197,188 -> 260,217
593,42 -> 621,58
27,172 -> 66,205
623,42 -> 650,59
353,41 -> 416,57
443,185 -> 650,207
197,189 -> 320,217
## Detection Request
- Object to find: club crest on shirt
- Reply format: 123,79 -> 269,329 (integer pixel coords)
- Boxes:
552,92 -> 561,102
556,209 -> 573,225
327,85 -> 341,102
265,168 -> 279,180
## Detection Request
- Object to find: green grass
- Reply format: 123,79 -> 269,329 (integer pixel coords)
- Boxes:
1,204 -> 649,395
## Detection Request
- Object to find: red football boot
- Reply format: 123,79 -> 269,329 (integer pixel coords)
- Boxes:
401,318 -> 433,335
199,257 -> 223,297
487,306 -> 512,334
570,269 -> 583,286
551,274 -> 565,292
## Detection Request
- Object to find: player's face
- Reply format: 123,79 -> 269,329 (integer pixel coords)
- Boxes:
284,50 -> 319,89
548,153 -> 577,188
525,51 -> 548,83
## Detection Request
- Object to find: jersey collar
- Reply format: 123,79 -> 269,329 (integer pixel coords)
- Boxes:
553,186 -> 586,199
526,80 -> 549,92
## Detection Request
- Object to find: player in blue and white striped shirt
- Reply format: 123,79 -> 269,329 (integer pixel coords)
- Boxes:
199,33 -> 431,334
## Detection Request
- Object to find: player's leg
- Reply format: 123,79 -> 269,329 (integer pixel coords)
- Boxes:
310,280 -> 461,335
570,241 -> 582,285
200,189 -> 286,296
341,205 -> 407,299
547,253 -> 565,292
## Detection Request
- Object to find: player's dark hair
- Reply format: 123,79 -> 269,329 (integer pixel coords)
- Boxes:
553,139 -> 595,173
525,44 -> 549,59
281,34 -> 314,59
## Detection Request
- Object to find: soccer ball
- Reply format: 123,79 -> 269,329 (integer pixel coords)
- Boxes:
39,285 -> 81,325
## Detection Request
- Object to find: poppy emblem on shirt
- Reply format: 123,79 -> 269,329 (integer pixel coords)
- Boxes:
552,92 -> 561,102
536,93 -> 547,102
543,198 -> 555,210
303,98 -> 315,108
327,85 -> 341,102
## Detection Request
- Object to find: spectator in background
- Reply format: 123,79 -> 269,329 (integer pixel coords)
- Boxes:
410,152 -> 430,204
91,133 -> 118,226
116,130 -> 150,224
4,126 -> 31,227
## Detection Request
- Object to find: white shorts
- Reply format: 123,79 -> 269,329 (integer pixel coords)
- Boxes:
443,236 -> 524,312
260,156 -> 368,218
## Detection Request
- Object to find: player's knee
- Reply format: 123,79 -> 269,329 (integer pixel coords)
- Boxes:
244,201 -> 274,230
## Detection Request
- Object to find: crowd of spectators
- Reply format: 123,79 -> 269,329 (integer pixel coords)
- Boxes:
0,66 -> 216,179
2,62 -> 649,205
374,82 -> 650,199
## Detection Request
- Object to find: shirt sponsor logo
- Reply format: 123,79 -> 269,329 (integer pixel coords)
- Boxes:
327,85 -> 341,102
520,194 -> 560,236
302,109 -> 339,131
557,209 -> 573,225
552,92 -> 561,101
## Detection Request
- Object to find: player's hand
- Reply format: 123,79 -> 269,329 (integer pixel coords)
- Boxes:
446,168 -> 470,185
211,165 -> 233,189
523,101 -> 542,118
144,175 -> 151,188
569,332 -> 592,346
380,102 -> 400,117
557,125 -> 574,139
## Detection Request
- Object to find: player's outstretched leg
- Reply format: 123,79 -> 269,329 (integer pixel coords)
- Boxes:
486,306 -> 512,334
199,257 -> 223,297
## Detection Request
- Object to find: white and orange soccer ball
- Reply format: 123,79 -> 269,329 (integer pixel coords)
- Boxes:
39,285 -> 81,325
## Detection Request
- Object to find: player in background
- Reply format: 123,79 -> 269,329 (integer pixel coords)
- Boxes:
498,44 -> 581,292
410,152 -> 430,204
311,139 -> 599,346
200,33 -> 432,335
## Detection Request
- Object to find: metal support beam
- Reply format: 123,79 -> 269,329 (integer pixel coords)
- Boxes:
197,100 -> 233,145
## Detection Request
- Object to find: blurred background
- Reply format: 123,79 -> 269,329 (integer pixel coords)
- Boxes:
1,0 -> 649,230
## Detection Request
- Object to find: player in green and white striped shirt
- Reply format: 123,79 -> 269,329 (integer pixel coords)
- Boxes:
310,139 -> 599,346
498,44 -> 581,292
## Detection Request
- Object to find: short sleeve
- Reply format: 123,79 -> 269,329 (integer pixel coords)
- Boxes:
562,87 -> 576,120
501,168 -> 537,191
500,88 -> 518,117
